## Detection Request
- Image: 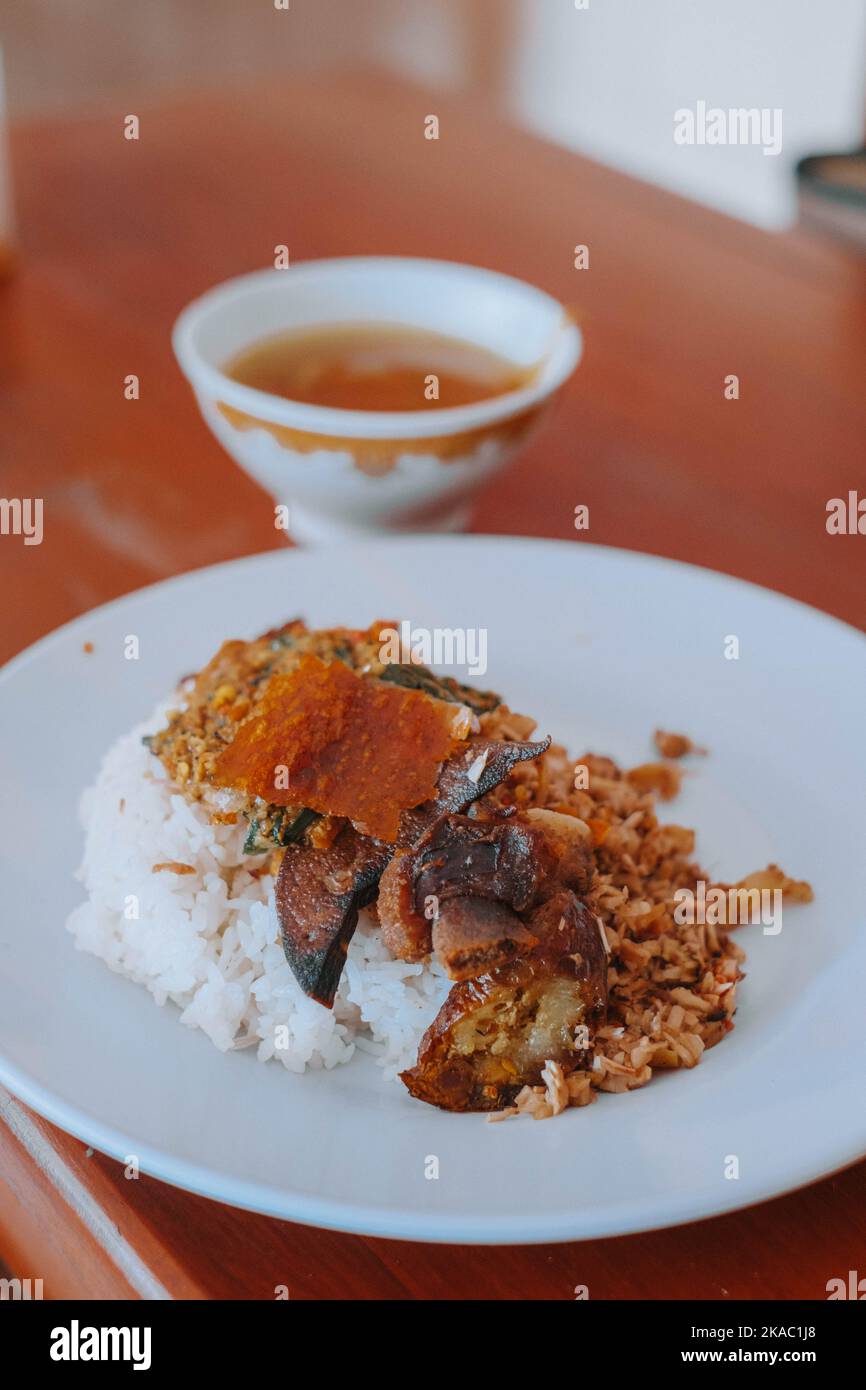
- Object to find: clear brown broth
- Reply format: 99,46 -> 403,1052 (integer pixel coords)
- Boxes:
225,322 -> 535,412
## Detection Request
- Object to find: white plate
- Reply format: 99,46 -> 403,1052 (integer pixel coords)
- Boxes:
1,537 -> 864,1244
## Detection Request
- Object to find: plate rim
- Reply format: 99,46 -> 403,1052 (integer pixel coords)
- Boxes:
3,1050 -> 865,1245
3,535 -> 866,692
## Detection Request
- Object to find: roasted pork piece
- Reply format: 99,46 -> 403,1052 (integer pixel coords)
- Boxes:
400,892 -> 607,1111
275,824 -> 390,1005
378,807 -> 593,975
431,897 -> 538,981
275,737 -> 550,1004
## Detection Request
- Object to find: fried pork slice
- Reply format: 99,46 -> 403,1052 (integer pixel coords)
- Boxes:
275,737 -> 550,1006
431,897 -> 538,981
276,825 -> 389,1006
379,807 -> 593,970
522,808 -> 595,890
214,653 -> 469,843
149,618 -> 500,807
400,892 -> 607,1112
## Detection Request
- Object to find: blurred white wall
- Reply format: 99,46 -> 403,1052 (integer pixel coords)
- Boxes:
2,0 -> 864,229
504,0 -> 866,227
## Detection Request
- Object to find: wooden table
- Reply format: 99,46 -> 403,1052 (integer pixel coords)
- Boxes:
1,71 -> 865,1300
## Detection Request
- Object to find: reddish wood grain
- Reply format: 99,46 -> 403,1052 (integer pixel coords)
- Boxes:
0,1109 -> 139,1301
0,71 -> 864,1299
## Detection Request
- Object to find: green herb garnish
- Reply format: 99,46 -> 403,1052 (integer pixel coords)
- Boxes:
378,663 -> 500,714
242,806 -> 320,855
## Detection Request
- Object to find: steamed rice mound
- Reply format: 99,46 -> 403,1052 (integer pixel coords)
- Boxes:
66,702 -> 450,1077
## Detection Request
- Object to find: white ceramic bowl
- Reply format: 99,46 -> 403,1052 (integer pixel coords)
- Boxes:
172,257 -> 582,539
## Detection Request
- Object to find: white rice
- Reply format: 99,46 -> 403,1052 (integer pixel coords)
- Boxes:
66,700 -> 449,1079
